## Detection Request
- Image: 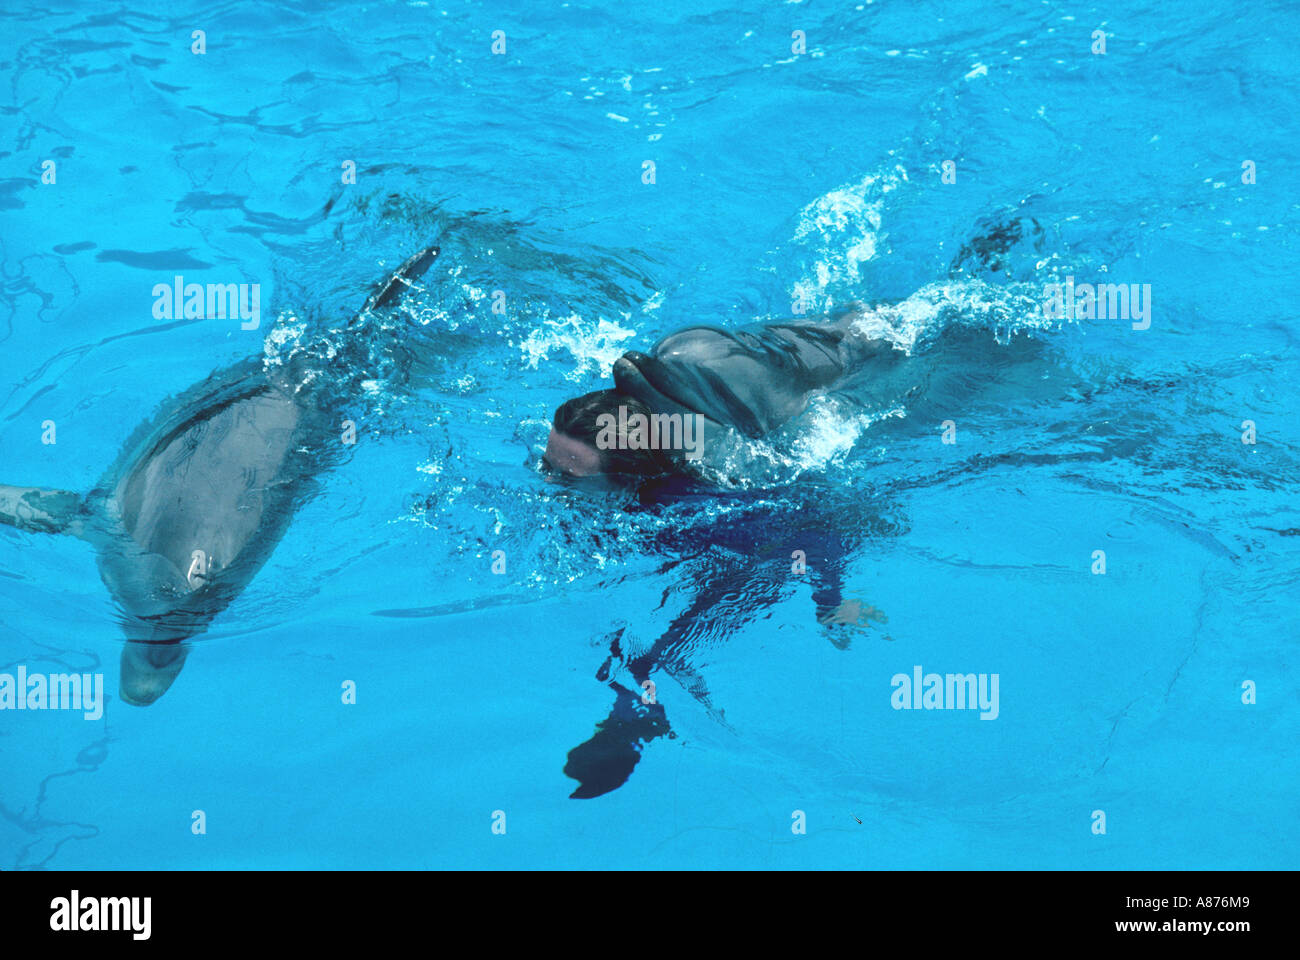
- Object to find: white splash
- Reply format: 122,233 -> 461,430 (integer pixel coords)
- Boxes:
261,311 -> 308,367
843,277 -> 1056,354
518,313 -> 638,381
699,398 -> 908,489
790,165 -> 908,313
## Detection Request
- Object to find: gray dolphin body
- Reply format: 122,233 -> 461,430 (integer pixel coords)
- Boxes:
0,246 -> 439,705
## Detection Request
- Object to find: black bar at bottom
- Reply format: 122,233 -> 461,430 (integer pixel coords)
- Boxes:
0,869 -> 1282,945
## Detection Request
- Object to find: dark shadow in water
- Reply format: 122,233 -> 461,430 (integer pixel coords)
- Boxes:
563,480 -> 903,798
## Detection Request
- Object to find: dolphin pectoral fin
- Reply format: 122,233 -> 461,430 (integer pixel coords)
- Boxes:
563,682 -> 670,799
361,245 -> 440,314
119,640 -> 190,706
0,484 -> 88,537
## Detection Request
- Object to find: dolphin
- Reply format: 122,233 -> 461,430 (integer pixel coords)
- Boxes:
0,246 -> 439,705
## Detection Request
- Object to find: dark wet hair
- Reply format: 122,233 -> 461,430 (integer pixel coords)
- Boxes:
552,389 -> 676,476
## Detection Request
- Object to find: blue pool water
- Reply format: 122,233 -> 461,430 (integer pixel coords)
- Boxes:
1,0 -> 1297,869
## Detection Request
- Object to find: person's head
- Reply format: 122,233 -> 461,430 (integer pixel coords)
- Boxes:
544,390 -> 675,479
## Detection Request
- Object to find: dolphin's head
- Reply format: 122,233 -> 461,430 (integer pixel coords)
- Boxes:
119,639 -> 190,706
112,594 -> 219,706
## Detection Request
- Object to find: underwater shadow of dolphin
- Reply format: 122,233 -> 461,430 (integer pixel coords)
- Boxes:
0,246 -> 439,706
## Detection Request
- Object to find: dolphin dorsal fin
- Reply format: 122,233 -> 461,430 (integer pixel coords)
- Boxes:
361,245 -> 440,314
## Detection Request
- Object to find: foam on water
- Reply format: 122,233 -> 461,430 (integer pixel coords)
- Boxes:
518,312 -> 639,381
848,277 -> 1061,353
790,165 -> 908,313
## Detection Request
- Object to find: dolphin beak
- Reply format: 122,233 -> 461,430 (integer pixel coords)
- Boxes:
119,641 -> 189,706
